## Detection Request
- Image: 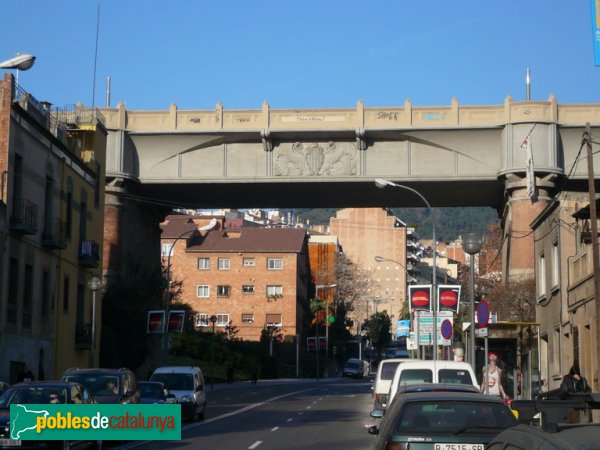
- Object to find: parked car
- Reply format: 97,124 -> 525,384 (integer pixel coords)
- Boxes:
342,358 -> 370,378
150,366 -> 206,421
372,358 -> 419,409
138,381 -> 174,404
61,367 -> 140,404
0,381 -> 101,449
368,391 -> 518,449
387,360 -> 478,406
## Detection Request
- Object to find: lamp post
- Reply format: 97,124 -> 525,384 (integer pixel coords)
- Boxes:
462,233 -> 482,372
87,276 -> 102,368
375,178 -> 438,360
374,255 -> 419,359
315,283 -> 337,376
163,228 -> 197,364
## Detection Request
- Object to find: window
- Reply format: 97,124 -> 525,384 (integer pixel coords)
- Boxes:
266,313 -> 282,326
551,241 -> 559,288
79,196 -> 87,242
217,285 -> 231,297
241,313 -> 254,323
195,313 -> 209,327
242,285 -> 255,294
7,258 -> 18,322
197,258 -> 210,270
267,285 -> 283,297
537,251 -> 546,297
63,275 -> 70,312
267,258 -> 283,270
552,327 -> 561,376
197,285 -> 210,298
243,257 -> 255,267
216,313 -> 229,326
66,190 -> 73,239
41,270 -> 50,317
218,258 -> 230,270
161,244 -> 173,257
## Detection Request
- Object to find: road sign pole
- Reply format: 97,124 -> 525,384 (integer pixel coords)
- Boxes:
484,336 -> 489,394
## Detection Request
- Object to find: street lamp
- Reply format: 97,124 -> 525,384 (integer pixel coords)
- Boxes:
462,233 -> 482,372
0,54 -> 36,84
374,255 -> 419,359
163,228 -> 198,363
375,178 -> 438,360
87,276 -> 102,368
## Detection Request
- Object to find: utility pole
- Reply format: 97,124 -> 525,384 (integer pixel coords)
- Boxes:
585,123 -> 600,374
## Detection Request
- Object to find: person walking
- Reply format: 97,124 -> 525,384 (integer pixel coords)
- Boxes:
480,352 -> 508,400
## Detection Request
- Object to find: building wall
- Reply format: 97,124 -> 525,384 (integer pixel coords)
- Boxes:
330,208 -> 408,331
0,75 -> 107,382
533,192 -> 597,392
165,240 -> 308,341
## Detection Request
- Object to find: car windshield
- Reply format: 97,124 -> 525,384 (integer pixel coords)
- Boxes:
0,387 -> 68,407
438,369 -> 474,385
399,369 -> 433,385
140,383 -> 164,399
151,373 -> 194,391
394,400 -> 517,434
346,362 -> 361,369
381,362 -> 401,380
63,374 -> 120,397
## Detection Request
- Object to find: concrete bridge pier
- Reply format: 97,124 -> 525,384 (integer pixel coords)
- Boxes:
501,172 -> 557,281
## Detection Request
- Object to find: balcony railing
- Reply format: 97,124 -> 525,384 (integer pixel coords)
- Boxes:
42,217 -> 67,249
9,198 -> 38,235
79,240 -> 100,268
75,322 -> 92,349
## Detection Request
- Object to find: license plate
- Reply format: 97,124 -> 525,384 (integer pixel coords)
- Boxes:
0,439 -> 21,447
434,444 -> 483,450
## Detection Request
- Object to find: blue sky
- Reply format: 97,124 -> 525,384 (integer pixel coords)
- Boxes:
2,0 -> 600,111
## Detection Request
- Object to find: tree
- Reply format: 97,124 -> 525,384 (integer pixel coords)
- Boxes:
486,278 -> 536,322
363,311 -> 392,357
334,253 -> 378,319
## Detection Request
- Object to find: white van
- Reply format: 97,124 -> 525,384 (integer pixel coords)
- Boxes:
372,358 -> 419,409
388,361 -> 478,406
150,366 -> 206,421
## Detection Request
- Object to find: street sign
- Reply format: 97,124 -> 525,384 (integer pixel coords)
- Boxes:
475,327 -> 488,337
476,300 -> 490,328
440,319 -> 453,340
417,311 -> 453,345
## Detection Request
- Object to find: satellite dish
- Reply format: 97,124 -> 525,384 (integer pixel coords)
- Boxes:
0,54 -> 36,70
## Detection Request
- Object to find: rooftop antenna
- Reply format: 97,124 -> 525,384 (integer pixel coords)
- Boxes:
526,67 -> 531,101
91,0 -> 100,107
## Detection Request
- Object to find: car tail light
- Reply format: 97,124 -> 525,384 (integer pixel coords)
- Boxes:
384,441 -> 409,450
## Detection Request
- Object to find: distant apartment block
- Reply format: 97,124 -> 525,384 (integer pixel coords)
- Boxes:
161,218 -> 310,341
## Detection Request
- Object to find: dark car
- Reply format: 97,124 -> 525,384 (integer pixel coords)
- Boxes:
343,359 -> 369,378
61,368 -> 140,405
138,381 -> 174,404
0,381 -> 101,449
368,391 -> 518,450
488,423 -> 600,450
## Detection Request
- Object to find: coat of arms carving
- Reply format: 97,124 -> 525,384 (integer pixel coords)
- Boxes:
274,141 -> 356,176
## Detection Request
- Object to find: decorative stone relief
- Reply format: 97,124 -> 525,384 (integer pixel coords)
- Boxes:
274,141 -> 356,176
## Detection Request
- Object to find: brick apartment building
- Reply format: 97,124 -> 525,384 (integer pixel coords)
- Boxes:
161,217 -> 310,341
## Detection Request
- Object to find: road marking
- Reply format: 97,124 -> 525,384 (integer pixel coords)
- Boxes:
248,441 -> 262,449
271,426 -> 279,431
306,405 -> 312,409
286,418 -> 293,422
312,401 -> 317,404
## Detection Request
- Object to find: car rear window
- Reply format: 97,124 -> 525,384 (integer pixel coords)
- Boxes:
151,373 -> 194,391
381,362 -> 401,380
394,400 -> 517,434
438,369 -> 475,385
399,369 -> 433,385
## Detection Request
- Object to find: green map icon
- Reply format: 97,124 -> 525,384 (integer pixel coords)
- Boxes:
10,404 -> 49,439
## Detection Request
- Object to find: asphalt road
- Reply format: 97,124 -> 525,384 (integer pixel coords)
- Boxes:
118,377 -> 375,450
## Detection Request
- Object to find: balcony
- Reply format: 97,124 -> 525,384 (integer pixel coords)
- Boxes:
42,217 -> 67,249
9,198 -> 38,235
79,240 -> 100,268
75,323 -> 91,349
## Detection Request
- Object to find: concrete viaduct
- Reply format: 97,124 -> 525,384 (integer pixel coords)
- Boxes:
98,96 -> 600,281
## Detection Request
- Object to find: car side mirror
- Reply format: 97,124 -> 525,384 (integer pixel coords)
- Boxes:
367,425 -> 379,435
370,408 -> 384,419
